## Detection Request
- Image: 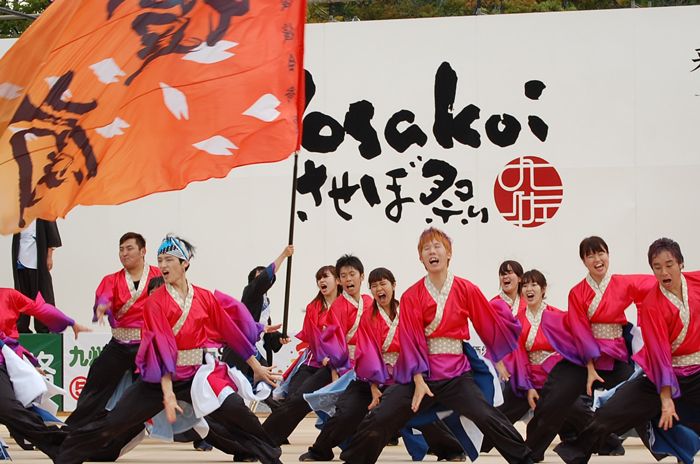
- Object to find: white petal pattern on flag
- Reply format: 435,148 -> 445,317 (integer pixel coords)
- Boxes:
44,76 -> 59,88
61,89 -> 73,102
243,94 -> 281,122
160,83 -> 189,120
24,133 -> 38,142
182,41 -> 238,64
193,136 -> 238,156
0,82 -> 23,99
89,58 -> 126,84
95,117 -> 130,139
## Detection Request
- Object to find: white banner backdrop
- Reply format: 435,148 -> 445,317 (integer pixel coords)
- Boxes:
1,6 -> 700,361
62,333 -> 111,411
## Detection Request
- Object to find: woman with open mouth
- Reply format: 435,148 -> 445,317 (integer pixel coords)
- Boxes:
295,265 -> 342,377
288,264 -> 342,410
524,236 -> 657,462
494,270 -> 563,419
490,260 -> 526,382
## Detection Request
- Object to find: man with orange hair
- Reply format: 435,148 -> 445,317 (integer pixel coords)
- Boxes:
339,227 -> 532,464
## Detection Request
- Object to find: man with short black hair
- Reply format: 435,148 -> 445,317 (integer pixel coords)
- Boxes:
65,232 -> 161,430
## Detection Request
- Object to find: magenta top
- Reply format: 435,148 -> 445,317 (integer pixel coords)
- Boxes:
136,285 -> 256,383
394,274 -> 521,383
501,302 -> 564,395
632,271 -> 700,397
93,266 -> 162,331
325,293 -> 374,371
541,274 -> 655,370
296,299 -> 334,368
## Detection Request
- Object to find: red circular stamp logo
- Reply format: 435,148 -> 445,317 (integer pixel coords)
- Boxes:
494,156 -> 563,228
70,376 -> 87,400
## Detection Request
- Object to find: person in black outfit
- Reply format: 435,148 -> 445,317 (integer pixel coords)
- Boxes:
12,219 -> 61,333
222,245 -> 293,370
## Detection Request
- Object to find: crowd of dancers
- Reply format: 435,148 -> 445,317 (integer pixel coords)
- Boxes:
1,227 -> 699,464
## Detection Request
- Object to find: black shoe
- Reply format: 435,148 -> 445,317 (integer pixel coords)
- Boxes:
443,451 -> 466,462
517,458 -> 535,464
194,439 -> 213,452
598,443 -> 625,456
299,452 -> 318,462
554,441 -> 591,464
387,437 -> 399,446
233,453 -> 258,462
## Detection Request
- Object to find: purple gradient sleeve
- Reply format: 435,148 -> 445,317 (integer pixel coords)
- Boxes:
136,330 -> 177,383
210,291 -> 256,361
354,320 -> 390,385
29,292 -> 75,333
135,297 -> 178,383
92,293 -> 116,327
632,294 -> 681,396
317,324 -> 350,372
300,322 -> 325,365
471,295 -> 521,363
503,349 -> 535,395
540,304 -> 599,367
214,291 -> 264,346
394,292 -> 429,384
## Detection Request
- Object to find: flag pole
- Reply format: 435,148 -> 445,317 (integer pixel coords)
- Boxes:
281,151 -> 299,338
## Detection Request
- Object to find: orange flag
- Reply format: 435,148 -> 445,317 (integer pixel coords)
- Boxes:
0,0 -> 305,234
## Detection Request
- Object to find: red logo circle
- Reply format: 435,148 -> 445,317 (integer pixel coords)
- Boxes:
494,156 -> 563,228
70,376 -> 87,400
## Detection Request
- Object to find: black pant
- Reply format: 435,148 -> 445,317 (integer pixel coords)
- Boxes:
308,379 -> 464,460
55,377 -> 281,464
15,268 -> 48,333
262,364 -> 332,446
0,365 -> 67,459
524,359 -> 633,460
482,383 -> 619,452
65,338 -> 139,429
339,372 -> 530,464
556,372 -> 700,464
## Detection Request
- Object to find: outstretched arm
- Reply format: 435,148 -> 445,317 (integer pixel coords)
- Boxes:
272,245 -> 294,275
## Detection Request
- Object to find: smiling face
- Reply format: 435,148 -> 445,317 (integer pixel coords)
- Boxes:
521,280 -> 545,310
119,238 -> 146,271
499,266 -> 520,298
419,239 -> 452,275
157,254 -> 188,285
339,265 -> 364,300
651,250 -> 684,295
317,271 -> 339,298
583,250 -> 609,281
370,278 -> 396,311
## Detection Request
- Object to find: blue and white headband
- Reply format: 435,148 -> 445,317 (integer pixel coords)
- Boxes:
157,236 -> 192,261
